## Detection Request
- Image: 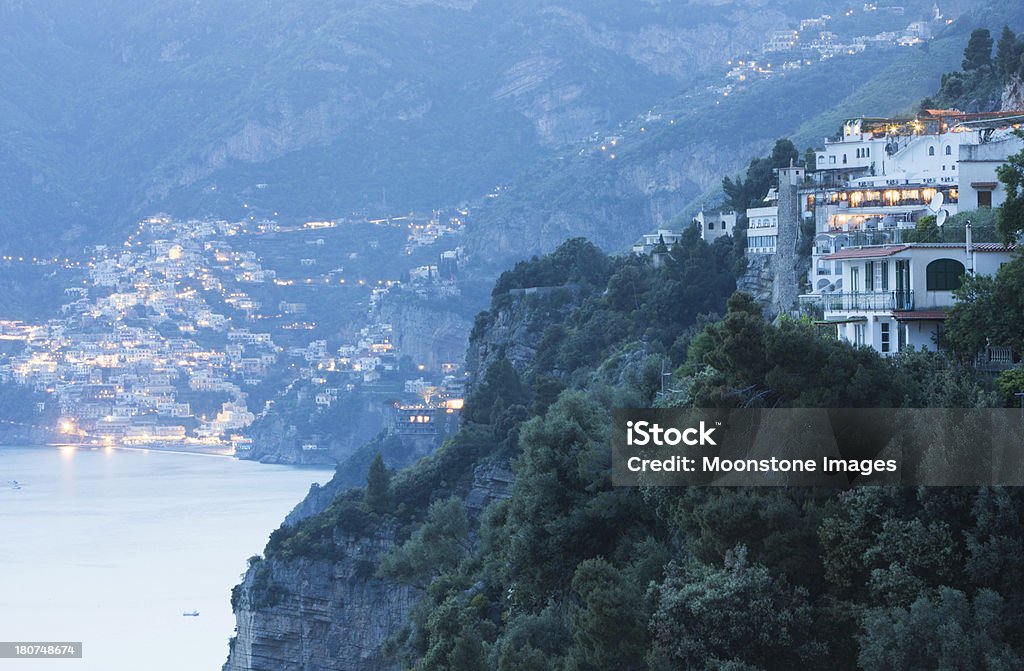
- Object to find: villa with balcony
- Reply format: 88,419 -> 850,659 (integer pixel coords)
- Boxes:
815,237 -> 1014,355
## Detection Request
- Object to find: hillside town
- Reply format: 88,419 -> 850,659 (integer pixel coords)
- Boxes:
638,106 -> 1024,360
0,212 -> 469,451
713,3 -> 952,97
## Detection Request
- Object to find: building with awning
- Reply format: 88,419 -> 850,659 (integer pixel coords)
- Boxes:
814,238 -> 1014,355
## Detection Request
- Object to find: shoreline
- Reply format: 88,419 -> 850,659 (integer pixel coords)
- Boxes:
3,441 -> 337,470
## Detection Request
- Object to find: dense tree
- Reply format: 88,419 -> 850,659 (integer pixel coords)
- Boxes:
962,29 -> 994,73
723,138 -> 800,215
859,588 -> 1022,670
995,26 -> 1023,83
647,551 -> 822,670
377,497 -> 472,588
995,130 -> 1024,244
688,292 -> 903,408
364,453 -> 391,513
946,255 -> 1024,357
568,558 -> 648,671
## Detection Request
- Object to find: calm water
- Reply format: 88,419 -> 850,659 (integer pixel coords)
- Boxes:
0,446 -> 330,670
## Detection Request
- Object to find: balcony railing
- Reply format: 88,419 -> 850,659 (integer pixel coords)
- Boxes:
823,225 -> 999,248
822,290 -> 914,312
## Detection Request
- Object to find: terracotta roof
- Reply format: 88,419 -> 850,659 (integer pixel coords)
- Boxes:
822,245 -> 909,260
893,310 -> 947,321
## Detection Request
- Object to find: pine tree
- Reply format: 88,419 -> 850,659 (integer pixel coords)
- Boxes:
962,29 -> 994,73
364,453 -> 391,513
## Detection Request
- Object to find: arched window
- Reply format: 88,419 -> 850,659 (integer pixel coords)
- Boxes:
926,258 -> 965,291
944,145 -> 952,156
707,221 -> 714,230
928,146 -> 936,156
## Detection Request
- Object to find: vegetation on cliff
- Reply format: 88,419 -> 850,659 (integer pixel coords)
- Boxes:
247,222 -> 1024,669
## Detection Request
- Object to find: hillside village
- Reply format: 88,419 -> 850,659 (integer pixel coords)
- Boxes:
0,212 -> 470,454
713,2 -> 953,98
638,102 -> 1023,364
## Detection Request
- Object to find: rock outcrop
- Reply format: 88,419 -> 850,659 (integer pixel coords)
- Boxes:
224,531 -> 418,671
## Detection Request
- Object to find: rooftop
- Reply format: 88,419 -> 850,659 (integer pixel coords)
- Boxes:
823,242 -> 1013,260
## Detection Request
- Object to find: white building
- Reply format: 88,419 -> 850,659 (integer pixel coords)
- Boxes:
818,236 -> 1014,355
958,130 -> 1024,211
696,210 -> 737,243
746,189 -> 779,254
803,111 -> 1024,300
632,229 -> 683,255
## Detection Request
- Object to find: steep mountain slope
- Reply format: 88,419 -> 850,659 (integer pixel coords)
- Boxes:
462,4 -> 1019,270
1,0 -> 838,254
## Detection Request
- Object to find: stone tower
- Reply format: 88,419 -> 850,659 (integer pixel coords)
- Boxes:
771,164 -> 804,317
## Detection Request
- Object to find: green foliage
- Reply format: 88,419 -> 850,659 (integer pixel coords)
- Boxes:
930,25 -> 1021,113
947,254 -> 1024,356
859,588 -> 1022,670
491,238 -> 613,297
995,25 -> 1024,83
253,235 -> 1024,669
963,29 -> 995,72
364,454 -> 392,514
689,292 -> 903,408
568,558 -> 648,671
902,214 -> 940,243
647,551 -> 822,670
722,139 -> 799,216
996,130 -> 1024,244
995,367 -> 1024,405
378,497 -> 472,588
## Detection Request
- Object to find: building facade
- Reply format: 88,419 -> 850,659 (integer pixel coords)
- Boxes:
818,237 -> 1013,355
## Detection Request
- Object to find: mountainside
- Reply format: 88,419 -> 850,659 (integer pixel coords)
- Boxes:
462,2 -> 1024,270
0,0 -> 846,254
225,235 -> 1024,670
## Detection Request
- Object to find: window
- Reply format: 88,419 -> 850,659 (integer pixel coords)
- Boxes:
865,262 -> 874,291
830,155 -> 837,165
854,323 -> 865,346
843,153 -> 848,164
925,258 -> 965,291
978,190 -> 992,209
928,146 -> 935,156
880,322 -> 891,353
875,260 -> 887,291
707,221 -> 714,230
866,147 -> 870,157
851,266 -> 860,292
945,145 -> 952,155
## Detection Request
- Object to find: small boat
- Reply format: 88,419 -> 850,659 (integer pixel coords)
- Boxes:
8,480 -> 20,490
182,610 -> 200,617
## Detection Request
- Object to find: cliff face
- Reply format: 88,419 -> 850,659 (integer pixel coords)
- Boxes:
242,394 -> 390,465
224,453 -> 516,671
376,294 -> 475,371
224,531 -> 419,671
1002,75 -> 1024,111
465,286 -> 582,385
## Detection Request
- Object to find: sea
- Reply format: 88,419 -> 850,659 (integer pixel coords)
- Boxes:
0,445 -> 331,670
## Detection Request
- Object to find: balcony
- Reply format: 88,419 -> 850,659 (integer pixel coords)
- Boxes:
823,290 -> 913,312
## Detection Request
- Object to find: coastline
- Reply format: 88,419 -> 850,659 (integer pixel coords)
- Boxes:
7,441 -> 236,459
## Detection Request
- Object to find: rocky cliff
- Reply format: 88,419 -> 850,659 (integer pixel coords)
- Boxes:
224,532 -> 419,671
465,285 -> 582,386
224,452 -> 516,671
243,393 -> 390,466
375,293 -> 476,371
